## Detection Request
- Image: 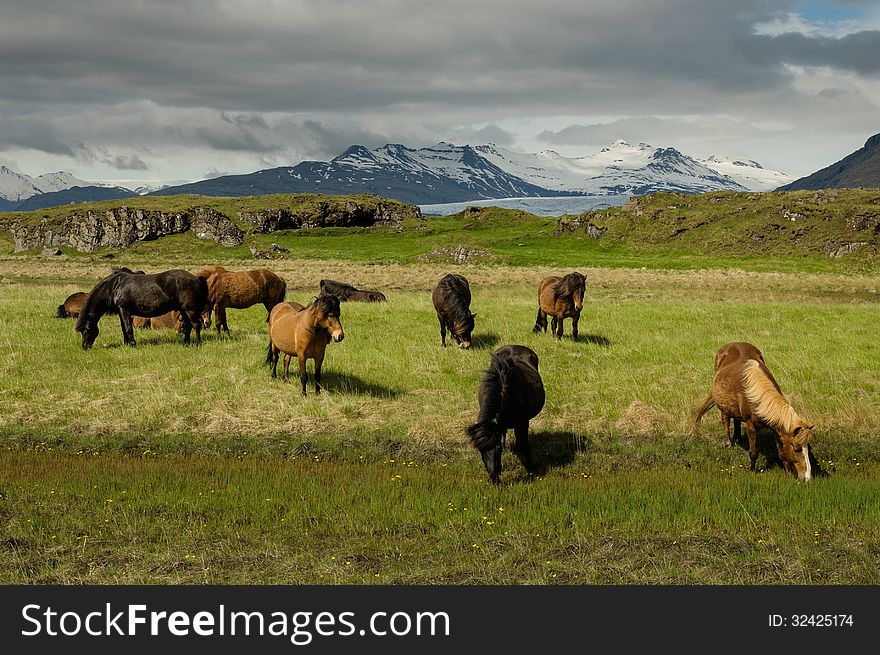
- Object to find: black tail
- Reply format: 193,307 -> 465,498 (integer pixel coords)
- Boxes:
265,340 -> 275,366
55,304 -> 68,318
466,354 -> 511,450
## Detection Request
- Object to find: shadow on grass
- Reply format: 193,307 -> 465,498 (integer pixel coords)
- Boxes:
319,371 -> 401,398
471,332 -> 501,350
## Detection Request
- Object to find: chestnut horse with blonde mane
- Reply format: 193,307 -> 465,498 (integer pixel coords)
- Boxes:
533,271 -> 585,340
195,265 -> 287,334
266,294 -> 344,396
693,342 -> 814,480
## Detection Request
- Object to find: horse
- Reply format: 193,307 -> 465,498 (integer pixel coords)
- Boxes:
319,278 -> 387,302
534,272 -> 586,340
132,311 -> 183,332
55,292 -> 88,318
693,342 -> 814,480
466,345 -> 546,484
194,265 -> 287,334
266,294 -> 345,396
75,268 -> 208,349
432,273 -> 475,349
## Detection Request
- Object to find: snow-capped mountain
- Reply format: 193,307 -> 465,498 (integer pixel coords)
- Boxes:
0,166 -> 93,202
698,156 -> 795,191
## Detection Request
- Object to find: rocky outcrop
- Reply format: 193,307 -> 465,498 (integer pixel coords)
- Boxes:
237,197 -> 421,232
11,206 -> 243,252
554,215 -> 607,238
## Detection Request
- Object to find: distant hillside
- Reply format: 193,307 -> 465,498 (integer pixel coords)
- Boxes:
777,134 -> 880,191
11,185 -> 135,211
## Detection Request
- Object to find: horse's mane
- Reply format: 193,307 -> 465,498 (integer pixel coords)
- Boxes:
75,269 -> 130,331
466,353 -> 512,449
439,275 -> 474,329
552,272 -> 585,299
741,359 -> 811,444
312,292 -> 341,316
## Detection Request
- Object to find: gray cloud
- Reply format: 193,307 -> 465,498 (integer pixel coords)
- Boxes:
105,154 -> 149,171
0,0 -> 877,179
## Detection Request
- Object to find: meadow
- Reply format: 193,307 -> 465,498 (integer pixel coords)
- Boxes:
1,217 -> 880,584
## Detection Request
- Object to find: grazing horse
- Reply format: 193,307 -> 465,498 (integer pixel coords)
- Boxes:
75,268 -> 207,349
195,265 -> 287,334
55,291 -> 88,318
466,345 -> 546,484
266,294 -> 345,396
319,278 -> 387,302
432,273 -> 475,349
534,271 -> 586,340
132,311 -> 183,332
693,342 -> 814,480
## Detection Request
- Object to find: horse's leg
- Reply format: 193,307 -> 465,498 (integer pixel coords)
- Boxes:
218,305 -> 230,335
118,310 -> 136,347
179,310 -> 193,345
732,418 -> 742,448
554,316 -> 564,339
313,351 -> 325,396
282,353 -> 291,383
438,315 -> 447,347
533,308 -> 547,333
721,412 -> 732,447
513,422 -> 535,473
550,315 -> 559,339
571,312 -> 580,341
298,355 -> 309,397
745,420 -> 760,471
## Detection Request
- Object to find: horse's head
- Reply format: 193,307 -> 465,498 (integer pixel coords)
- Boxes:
569,272 -> 586,312
315,293 -> 344,343
777,422 -> 814,481
200,305 -> 212,329
76,317 -> 99,350
454,312 -> 476,350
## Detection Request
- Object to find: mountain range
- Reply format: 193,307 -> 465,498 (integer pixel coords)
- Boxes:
777,133 -> 880,191
5,136 -> 861,211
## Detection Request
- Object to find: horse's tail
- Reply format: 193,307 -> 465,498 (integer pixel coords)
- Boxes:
691,393 -> 716,434
55,304 -> 68,318
532,307 -> 544,333
466,353 -> 512,450
265,339 -> 275,366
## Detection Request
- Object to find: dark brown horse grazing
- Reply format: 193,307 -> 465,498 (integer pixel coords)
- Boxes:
76,268 -> 207,349
55,292 -> 88,318
320,279 -> 387,302
466,345 -> 546,484
266,294 -> 344,396
534,271 -> 586,340
432,273 -> 475,349
195,265 -> 287,334
693,342 -> 814,480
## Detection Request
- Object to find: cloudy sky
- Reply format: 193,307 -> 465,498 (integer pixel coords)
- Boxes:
1,0 -> 879,187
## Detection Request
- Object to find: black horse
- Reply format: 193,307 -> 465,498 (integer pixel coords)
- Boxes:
466,345 -> 546,484
319,279 -> 387,302
76,267 -> 208,349
431,273 -> 475,349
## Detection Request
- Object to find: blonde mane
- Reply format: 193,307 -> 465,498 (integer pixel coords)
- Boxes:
741,359 -> 811,444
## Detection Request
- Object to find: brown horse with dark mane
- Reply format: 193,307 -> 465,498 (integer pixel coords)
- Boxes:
266,294 -> 345,396
466,345 -> 546,484
56,292 -> 88,318
320,279 -> 387,302
533,271 -> 586,340
195,265 -> 287,334
432,273 -> 475,349
693,342 -> 814,480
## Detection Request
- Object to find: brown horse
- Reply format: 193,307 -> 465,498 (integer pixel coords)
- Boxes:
432,273 -> 475,349
266,294 -> 345,396
133,311 -> 183,331
320,279 -> 387,302
55,292 -> 88,318
533,272 -> 586,340
693,342 -> 814,480
195,265 -> 287,334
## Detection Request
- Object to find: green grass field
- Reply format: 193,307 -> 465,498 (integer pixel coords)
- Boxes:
2,214 -> 880,584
